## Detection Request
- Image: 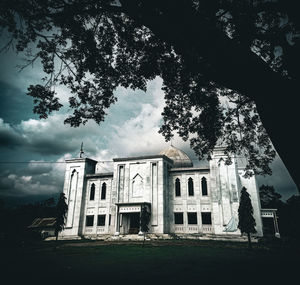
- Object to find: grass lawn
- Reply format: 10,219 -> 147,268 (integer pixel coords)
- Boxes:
1,239 -> 298,285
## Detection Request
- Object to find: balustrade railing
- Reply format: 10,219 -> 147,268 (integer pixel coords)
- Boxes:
97,227 -> 106,234
202,225 -> 213,233
174,225 -> 213,233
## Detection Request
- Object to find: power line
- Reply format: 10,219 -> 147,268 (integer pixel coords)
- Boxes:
0,161 -> 66,164
0,160 -> 114,164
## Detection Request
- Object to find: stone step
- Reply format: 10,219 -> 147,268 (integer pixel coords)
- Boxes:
51,233 -> 258,242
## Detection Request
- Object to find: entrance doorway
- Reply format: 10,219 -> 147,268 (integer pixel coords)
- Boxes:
262,217 -> 275,236
261,209 -> 280,238
129,213 -> 140,234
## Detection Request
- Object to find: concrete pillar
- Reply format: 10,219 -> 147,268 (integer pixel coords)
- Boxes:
273,211 -> 281,238
114,205 -> 120,236
138,209 -> 143,235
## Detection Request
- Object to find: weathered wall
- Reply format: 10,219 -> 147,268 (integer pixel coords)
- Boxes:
60,158 -> 97,237
168,169 -> 211,234
112,157 -> 168,234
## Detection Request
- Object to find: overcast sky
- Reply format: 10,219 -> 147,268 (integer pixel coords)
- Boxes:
0,39 -> 298,206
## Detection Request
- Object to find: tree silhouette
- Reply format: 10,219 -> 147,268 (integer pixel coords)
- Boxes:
259,185 -> 283,209
1,1 -> 299,190
238,187 -> 256,249
54,193 -> 68,241
140,205 -> 151,246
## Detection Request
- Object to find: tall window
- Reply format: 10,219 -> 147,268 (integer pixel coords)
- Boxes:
175,178 -> 181,197
86,215 -> 94,227
201,177 -> 208,196
101,182 -> 106,200
174,213 -> 184,224
201,212 -> 212,225
97,215 -> 106,226
90,183 -> 95,200
188,213 -> 198,224
188,177 -> 194,196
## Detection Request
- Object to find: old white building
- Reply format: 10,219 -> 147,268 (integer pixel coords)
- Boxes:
60,145 -> 265,239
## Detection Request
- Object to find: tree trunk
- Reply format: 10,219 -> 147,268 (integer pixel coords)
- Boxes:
120,0 -> 299,193
55,229 -> 58,242
247,232 -> 252,250
54,232 -> 58,251
254,81 -> 299,192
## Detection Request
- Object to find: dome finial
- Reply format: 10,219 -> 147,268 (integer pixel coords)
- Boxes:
79,142 -> 84,158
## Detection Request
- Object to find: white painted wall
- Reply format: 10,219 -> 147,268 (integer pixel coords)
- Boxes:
60,150 -> 263,238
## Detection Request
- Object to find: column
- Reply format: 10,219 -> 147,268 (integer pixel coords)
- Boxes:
273,211 -> 280,238
114,205 -> 120,236
138,208 -> 143,235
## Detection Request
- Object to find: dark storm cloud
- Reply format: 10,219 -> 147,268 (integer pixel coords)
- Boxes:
25,137 -> 76,155
0,158 -> 66,198
0,175 -> 14,191
0,119 -> 74,155
256,155 -> 298,200
0,116 -> 99,156
0,123 -> 23,148
0,81 -> 37,124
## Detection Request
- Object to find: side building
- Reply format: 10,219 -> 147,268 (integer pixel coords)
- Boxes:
60,145 -> 264,239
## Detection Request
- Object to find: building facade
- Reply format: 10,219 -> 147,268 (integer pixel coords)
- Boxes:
60,145 -> 264,239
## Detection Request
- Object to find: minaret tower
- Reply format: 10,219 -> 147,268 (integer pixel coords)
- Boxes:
60,143 -> 97,237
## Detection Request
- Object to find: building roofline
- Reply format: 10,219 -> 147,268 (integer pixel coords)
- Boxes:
113,155 -> 173,164
65,157 -> 98,164
170,167 -> 210,172
115,202 -> 151,206
86,172 -> 113,178
261,208 -> 278,211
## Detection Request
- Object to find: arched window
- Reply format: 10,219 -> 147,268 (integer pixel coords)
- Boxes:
188,177 -> 194,196
201,177 -> 208,196
101,182 -> 106,200
175,178 -> 181,197
90,183 -> 95,200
